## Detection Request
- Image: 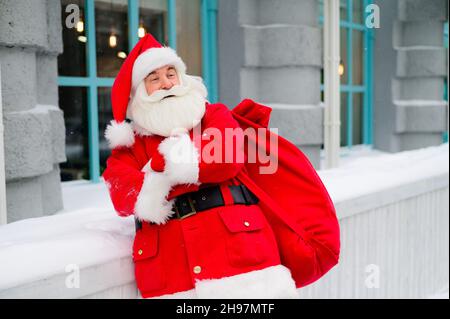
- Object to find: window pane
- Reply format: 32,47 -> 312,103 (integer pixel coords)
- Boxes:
340,27 -> 348,85
352,30 -> 363,85
98,87 -> 112,175
176,0 -> 202,76
59,86 -> 89,181
140,0 -> 168,45
95,0 -> 129,77
340,0 -> 347,21
340,92 -> 348,147
59,0 -> 87,76
320,68 -> 324,102
352,0 -> 363,24
352,93 -> 363,145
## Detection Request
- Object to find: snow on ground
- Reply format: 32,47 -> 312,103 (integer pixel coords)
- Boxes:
0,143 -> 448,292
59,180 -> 113,212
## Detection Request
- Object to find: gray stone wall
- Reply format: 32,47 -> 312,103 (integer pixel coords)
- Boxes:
374,0 -> 448,152
218,0 -> 323,167
0,0 -> 66,222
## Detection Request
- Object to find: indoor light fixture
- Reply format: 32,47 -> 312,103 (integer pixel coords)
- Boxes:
138,22 -> 146,38
338,61 -> 344,76
76,19 -> 84,33
109,33 -> 117,48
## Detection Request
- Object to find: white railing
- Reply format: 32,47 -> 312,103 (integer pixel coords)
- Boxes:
0,146 -> 448,298
298,175 -> 449,298
0,64 -> 7,225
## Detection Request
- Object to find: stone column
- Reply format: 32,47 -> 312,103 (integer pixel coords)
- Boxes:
374,0 -> 448,152
218,0 -> 323,167
0,0 -> 66,222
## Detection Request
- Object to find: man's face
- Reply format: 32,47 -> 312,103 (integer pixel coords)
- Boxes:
144,65 -> 180,95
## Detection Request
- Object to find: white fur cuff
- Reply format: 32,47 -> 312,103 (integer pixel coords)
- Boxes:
134,171 -> 175,225
105,120 -> 135,149
158,133 -> 200,186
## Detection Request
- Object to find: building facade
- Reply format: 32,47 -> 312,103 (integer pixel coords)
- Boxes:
0,0 -> 448,222
0,0 -> 66,222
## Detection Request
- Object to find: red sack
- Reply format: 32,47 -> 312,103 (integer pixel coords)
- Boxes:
231,99 -> 341,288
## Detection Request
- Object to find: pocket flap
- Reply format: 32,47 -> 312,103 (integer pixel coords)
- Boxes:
219,205 -> 265,233
133,225 -> 158,261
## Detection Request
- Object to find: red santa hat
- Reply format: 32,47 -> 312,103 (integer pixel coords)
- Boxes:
105,34 -> 187,149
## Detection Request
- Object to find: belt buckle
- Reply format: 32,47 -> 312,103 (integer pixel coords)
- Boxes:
180,196 -> 197,219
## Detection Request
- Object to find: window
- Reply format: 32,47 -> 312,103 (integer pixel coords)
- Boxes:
58,0 -> 218,182
444,22 -> 448,143
320,0 -> 374,147
59,86 -> 89,180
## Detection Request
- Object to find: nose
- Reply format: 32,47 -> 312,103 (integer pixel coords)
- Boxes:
161,76 -> 174,90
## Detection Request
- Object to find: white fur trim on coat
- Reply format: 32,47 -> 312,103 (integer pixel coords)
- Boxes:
104,120 -> 135,149
132,47 -> 187,91
133,133 -> 200,224
142,265 -> 299,299
158,133 -> 200,186
141,289 -> 197,299
134,171 -> 175,224
195,265 -> 299,299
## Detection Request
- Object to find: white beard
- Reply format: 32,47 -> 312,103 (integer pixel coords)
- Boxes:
127,74 -> 207,137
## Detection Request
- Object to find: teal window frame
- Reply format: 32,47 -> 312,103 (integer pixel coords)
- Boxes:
201,0 -> 218,103
319,0 -> 374,148
443,22 -> 448,143
58,0 -> 218,182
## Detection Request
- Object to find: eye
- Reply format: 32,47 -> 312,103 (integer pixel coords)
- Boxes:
151,77 -> 159,82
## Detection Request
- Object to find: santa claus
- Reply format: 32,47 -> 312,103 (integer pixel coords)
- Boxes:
103,34 -> 340,299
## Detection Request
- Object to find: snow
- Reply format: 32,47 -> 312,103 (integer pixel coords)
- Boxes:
318,143 -> 449,203
0,143 -> 448,293
393,100 -> 447,107
60,180 -> 114,212
0,182 -> 134,290
7,104 -> 60,115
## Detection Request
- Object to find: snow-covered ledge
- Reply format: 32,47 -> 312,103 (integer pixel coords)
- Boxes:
319,144 -> 449,219
0,144 -> 448,298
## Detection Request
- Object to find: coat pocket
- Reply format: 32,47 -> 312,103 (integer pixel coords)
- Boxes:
219,205 -> 274,268
132,225 -> 167,293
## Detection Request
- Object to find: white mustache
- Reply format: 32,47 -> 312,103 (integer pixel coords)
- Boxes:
142,84 -> 190,103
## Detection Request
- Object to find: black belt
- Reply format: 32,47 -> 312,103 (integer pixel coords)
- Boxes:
135,184 -> 258,230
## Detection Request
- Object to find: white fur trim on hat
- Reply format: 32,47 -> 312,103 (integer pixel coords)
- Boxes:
104,120 -> 135,149
132,47 -> 187,92
158,133 -> 200,186
134,171 -> 175,224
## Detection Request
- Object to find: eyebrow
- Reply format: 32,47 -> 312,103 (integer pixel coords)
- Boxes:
147,66 -> 176,78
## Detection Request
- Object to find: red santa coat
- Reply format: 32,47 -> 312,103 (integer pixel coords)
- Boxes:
103,101 -> 340,298
103,102 -> 300,298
